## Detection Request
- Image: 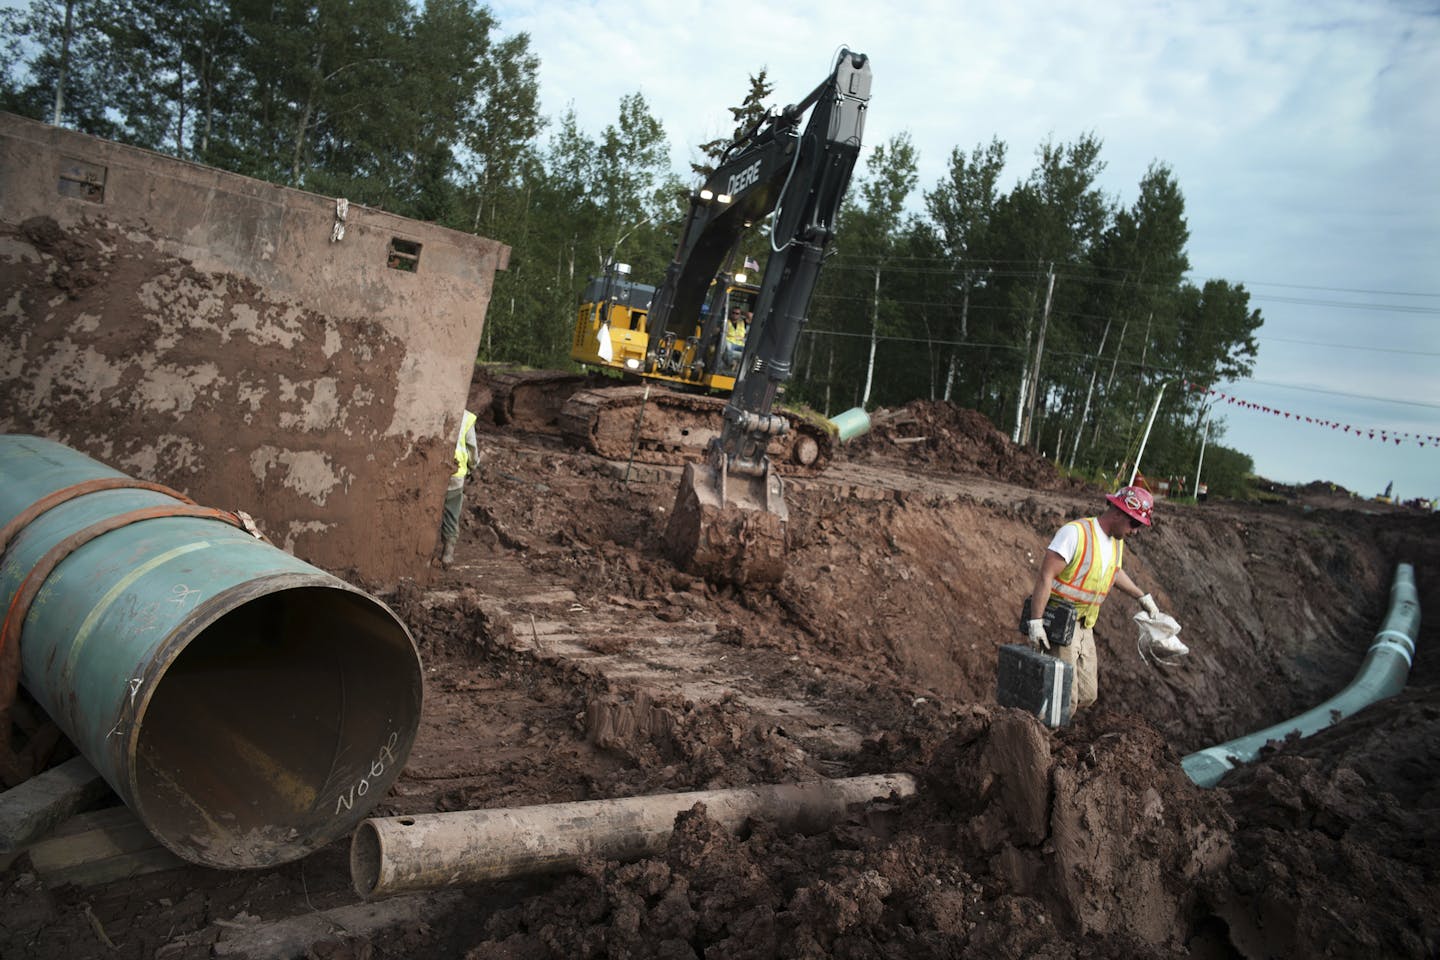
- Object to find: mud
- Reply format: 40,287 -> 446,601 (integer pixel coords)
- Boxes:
2,394 -> 1437,959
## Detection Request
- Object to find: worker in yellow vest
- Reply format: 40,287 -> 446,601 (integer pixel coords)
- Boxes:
720,305 -> 749,373
440,409 -> 479,568
1026,485 -> 1187,713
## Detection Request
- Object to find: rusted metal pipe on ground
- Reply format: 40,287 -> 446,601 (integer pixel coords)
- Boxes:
0,435 -> 423,868
352,773 -> 917,899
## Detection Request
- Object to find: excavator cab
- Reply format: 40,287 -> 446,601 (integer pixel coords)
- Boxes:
647,277 -> 757,390
571,263 -> 758,393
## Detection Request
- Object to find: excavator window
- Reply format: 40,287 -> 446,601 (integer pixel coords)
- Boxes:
725,288 -> 756,322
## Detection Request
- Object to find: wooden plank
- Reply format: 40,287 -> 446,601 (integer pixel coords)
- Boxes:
36,846 -> 187,888
211,891 -> 466,959
0,755 -> 110,854
25,804 -> 186,887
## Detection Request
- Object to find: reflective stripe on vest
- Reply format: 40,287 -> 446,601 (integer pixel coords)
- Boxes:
1048,517 -> 1123,627
452,410 -> 478,479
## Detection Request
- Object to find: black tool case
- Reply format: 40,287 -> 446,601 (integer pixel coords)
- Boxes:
996,643 -> 1073,727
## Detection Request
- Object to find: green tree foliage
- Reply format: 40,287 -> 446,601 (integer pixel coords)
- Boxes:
481,91 -> 679,368
1196,442 -> 1253,500
923,138 -> 1006,404
0,0 -> 121,135
797,133 -> 920,413
692,68 -> 773,179
0,14 -> 1267,487
463,31 -> 541,236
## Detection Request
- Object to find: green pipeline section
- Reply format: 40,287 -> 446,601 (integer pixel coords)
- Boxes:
828,407 -> 872,443
1182,563 -> 1420,788
0,435 -> 422,868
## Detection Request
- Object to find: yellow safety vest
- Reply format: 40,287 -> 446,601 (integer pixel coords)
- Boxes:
1048,517 -> 1123,628
725,318 -> 746,346
452,410 -> 478,479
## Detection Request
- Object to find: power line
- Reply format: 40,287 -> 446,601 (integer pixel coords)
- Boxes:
825,252 -> 1440,297
1196,279 -> 1440,299
1243,294 -> 1440,315
1258,336 -> 1437,357
821,255 -> 1440,313
809,291 -> 1439,356
1225,378 -> 1440,411
799,327 -> 1437,409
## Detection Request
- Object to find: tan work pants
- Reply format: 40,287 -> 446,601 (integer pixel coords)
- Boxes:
1055,624 -> 1098,712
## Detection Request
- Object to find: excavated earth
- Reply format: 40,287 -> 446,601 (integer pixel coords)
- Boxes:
2,386 -> 1438,959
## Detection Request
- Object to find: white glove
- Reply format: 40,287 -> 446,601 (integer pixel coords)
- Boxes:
1027,618 -> 1050,650
1138,593 -> 1161,618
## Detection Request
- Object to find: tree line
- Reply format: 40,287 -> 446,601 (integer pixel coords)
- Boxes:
1,0 -> 1260,496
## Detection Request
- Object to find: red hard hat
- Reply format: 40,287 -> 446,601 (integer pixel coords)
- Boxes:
1107,485 -> 1154,526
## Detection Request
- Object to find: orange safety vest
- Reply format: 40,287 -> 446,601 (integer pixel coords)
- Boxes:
1047,517 -> 1123,628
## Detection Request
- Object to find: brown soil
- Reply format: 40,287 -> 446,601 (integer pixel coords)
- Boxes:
3,393 -> 1438,959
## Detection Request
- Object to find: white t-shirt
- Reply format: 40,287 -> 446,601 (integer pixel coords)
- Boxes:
1047,518 -> 1117,568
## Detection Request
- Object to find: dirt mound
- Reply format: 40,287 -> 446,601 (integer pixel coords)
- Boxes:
847,401 -> 1084,491
1202,687 -> 1440,957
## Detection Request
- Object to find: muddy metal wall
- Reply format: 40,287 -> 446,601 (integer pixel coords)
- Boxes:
0,112 -> 509,583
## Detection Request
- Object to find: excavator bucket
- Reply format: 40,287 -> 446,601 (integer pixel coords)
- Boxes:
665,461 -> 788,585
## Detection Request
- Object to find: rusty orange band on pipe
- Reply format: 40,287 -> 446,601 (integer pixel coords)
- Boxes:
0,478 -> 195,554
0,505 -> 247,710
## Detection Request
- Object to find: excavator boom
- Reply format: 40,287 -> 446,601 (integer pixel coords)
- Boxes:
664,49 -> 872,584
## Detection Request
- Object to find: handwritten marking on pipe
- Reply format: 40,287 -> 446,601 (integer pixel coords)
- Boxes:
66,541 -> 213,679
168,583 -> 203,607
335,731 -> 401,816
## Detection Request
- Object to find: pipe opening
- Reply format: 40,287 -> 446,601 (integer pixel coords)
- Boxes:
351,820 -> 383,897
133,584 -> 421,868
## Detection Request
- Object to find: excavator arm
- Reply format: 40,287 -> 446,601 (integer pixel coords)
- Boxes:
664,49 -> 871,585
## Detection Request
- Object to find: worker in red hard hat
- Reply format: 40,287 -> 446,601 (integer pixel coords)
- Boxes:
1026,484 -> 1186,714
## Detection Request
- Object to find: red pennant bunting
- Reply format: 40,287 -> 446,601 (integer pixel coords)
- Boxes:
1212,389 -> 1436,449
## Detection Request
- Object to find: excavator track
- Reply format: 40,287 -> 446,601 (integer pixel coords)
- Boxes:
485,368 -> 592,430
558,385 -> 833,474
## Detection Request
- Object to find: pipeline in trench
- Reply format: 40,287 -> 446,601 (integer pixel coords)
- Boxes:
1182,562 -> 1420,788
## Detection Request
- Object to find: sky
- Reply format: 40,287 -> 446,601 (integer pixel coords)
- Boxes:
489,0 -> 1440,502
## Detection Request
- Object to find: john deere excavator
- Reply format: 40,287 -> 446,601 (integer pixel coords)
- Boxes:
525,49 -> 869,585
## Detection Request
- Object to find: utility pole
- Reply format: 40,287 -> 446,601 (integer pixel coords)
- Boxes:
861,265 -> 880,407
1011,323 -> 1031,444
1193,405 -> 1212,501
1068,316 -> 1112,469
944,283 -> 971,403
1128,380 -> 1169,487
1089,319 -> 1129,446
1020,263 -> 1055,447
52,0 -> 76,125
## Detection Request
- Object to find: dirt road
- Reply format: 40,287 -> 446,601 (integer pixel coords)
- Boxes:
2,394 -> 1437,959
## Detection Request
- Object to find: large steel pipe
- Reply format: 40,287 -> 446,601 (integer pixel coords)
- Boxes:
352,773 -> 917,899
1182,563 -> 1420,788
0,435 -> 422,868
